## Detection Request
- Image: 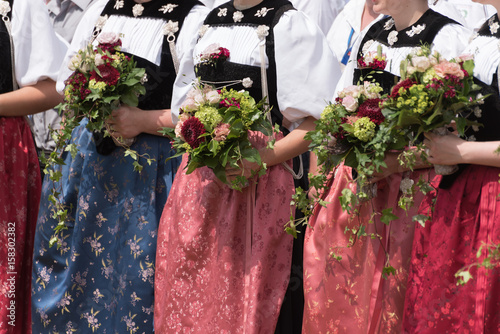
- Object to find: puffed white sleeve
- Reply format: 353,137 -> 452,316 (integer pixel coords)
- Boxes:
432,23 -> 472,60
274,10 -> 340,128
56,0 -> 108,93
11,0 -> 67,87
171,5 -> 210,123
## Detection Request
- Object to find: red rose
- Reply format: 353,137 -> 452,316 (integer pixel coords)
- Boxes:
357,98 -> 384,125
389,78 -> 416,98
181,117 -> 206,149
90,64 -> 120,86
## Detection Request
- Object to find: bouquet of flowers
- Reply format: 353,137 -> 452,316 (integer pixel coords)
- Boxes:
161,81 -> 275,190
357,45 -> 387,70
381,45 -> 482,174
47,32 -> 149,247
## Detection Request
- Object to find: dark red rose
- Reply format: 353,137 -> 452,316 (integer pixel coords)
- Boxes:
90,64 -> 120,86
357,98 -> 384,125
98,40 -> 122,54
389,78 -> 417,98
181,117 -> 206,149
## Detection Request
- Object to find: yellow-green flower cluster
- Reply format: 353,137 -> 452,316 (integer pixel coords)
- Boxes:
195,105 -> 223,129
353,117 -> 376,142
89,79 -> 107,92
396,84 -> 432,114
422,68 -> 438,84
320,104 -> 336,120
111,53 -> 124,67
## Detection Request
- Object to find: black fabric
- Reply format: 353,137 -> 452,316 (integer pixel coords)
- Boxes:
93,0 -> 200,155
0,0 -> 14,94
358,9 -> 459,53
477,13 -> 500,38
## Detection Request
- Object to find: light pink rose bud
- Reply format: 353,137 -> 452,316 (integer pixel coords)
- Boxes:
174,114 -> 190,140
94,54 -> 105,66
205,90 -> 220,104
214,123 -> 231,141
339,85 -> 361,99
342,95 -> 359,112
97,32 -> 120,44
181,98 -> 197,112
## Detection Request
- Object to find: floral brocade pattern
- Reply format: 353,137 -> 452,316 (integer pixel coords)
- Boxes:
154,132 -> 294,333
404,166 -> 500,333
0,117 -> 40,334
31,121 -> 180,333
303,164 -> 433,333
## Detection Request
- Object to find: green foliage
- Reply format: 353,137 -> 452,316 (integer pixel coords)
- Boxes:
455,242 -> 500,285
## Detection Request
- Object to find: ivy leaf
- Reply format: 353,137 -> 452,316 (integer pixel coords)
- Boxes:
412,214 -> 429,228
380,208 -> 399,225
455,270 -> 473,285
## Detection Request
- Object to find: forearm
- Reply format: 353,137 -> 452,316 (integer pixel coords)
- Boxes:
0,79 -> 62,116
459,141 -> 500,167
259,116 -> 315,167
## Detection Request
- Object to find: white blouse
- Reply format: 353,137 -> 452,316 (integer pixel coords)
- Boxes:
57,0 -> 209,92
10,0 -> 67,87
173,8 -> 341,130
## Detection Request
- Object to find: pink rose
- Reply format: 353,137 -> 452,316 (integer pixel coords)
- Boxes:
180,98 -> 197,112
456,53 -> 474,62
339,85 -> 362,99
96,32 -> 120,45
411,56 -> 431,72
200,43 -> 221,60
175,114 -> 190,141
434,60 -> 465,79
214,123 -> 231,141
342,95 -> 358,112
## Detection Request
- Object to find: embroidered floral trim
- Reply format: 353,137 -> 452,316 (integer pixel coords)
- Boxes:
132,4 -> 144,17
0,0 -> 11,16
114,0 -> 124,10
406,24 -> 426,37
362,40 -> 375,55
218,8 -> 227,17
388,30 -> 398,46
242,77 -> 253,88
140,73 -> 148,84
95,15 -> 108,30
256,25 -> 269,40
159,4 -> 178,14
199,24 -> 209,38
489,16 -> 499,34
163,20 -> 179,36
255,7 -> 274,17
233,11 -> 244,23
384,18 -> 395,31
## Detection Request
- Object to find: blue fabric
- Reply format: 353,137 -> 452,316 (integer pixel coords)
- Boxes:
31,120 -> 180,332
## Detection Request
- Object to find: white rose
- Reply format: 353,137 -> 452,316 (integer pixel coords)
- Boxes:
97,32 -> 120,44
342,95 -> 358,112
340,85 -> 361,99
205,90 -> 220,104
180,98 -> 197,112
94,54 -> 105,66
411,56 -> 431,72
68,53 -> 83,71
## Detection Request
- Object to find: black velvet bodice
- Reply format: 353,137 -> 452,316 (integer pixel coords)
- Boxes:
0,0 -> 14,94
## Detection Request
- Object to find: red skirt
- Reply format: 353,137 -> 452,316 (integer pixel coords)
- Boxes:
0,117 -> 41,334
404,165 -> 500,333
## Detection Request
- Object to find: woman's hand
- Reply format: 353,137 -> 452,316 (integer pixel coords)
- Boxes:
423,131 -> 468,165
107,105 -> 143,139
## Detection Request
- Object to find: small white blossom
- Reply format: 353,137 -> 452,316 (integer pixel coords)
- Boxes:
199,24 -> 209,38
113,0 -> 124,9
0,0 -> 11,17
476,93 -> 485,104
233,11 -> 244,23
474,106 -> 482,118
140,73 -> 148,84
218,8 -> 227,17
468,135 -> 477,141
159,4 -> 178,13
399,178 -> 414,194
384,18 -> 395,31
406,24 -> 426,37
242,77 -> 253,88
163,20 -> 179,36
472,125 -> 480,132
256,25 -> 269,40
132,4 -> 144,17
255,7 -> 274,17
95,15 -> 108,30
388,31 -> 398,46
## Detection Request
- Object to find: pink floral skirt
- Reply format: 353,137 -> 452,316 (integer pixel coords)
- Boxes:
154,131 -> 295,333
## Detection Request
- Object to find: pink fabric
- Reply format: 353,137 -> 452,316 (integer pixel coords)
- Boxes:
154,131 -> 294,333
404,165 -> 500,333
0,117 -> 40,334
303,163 -> 433,333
